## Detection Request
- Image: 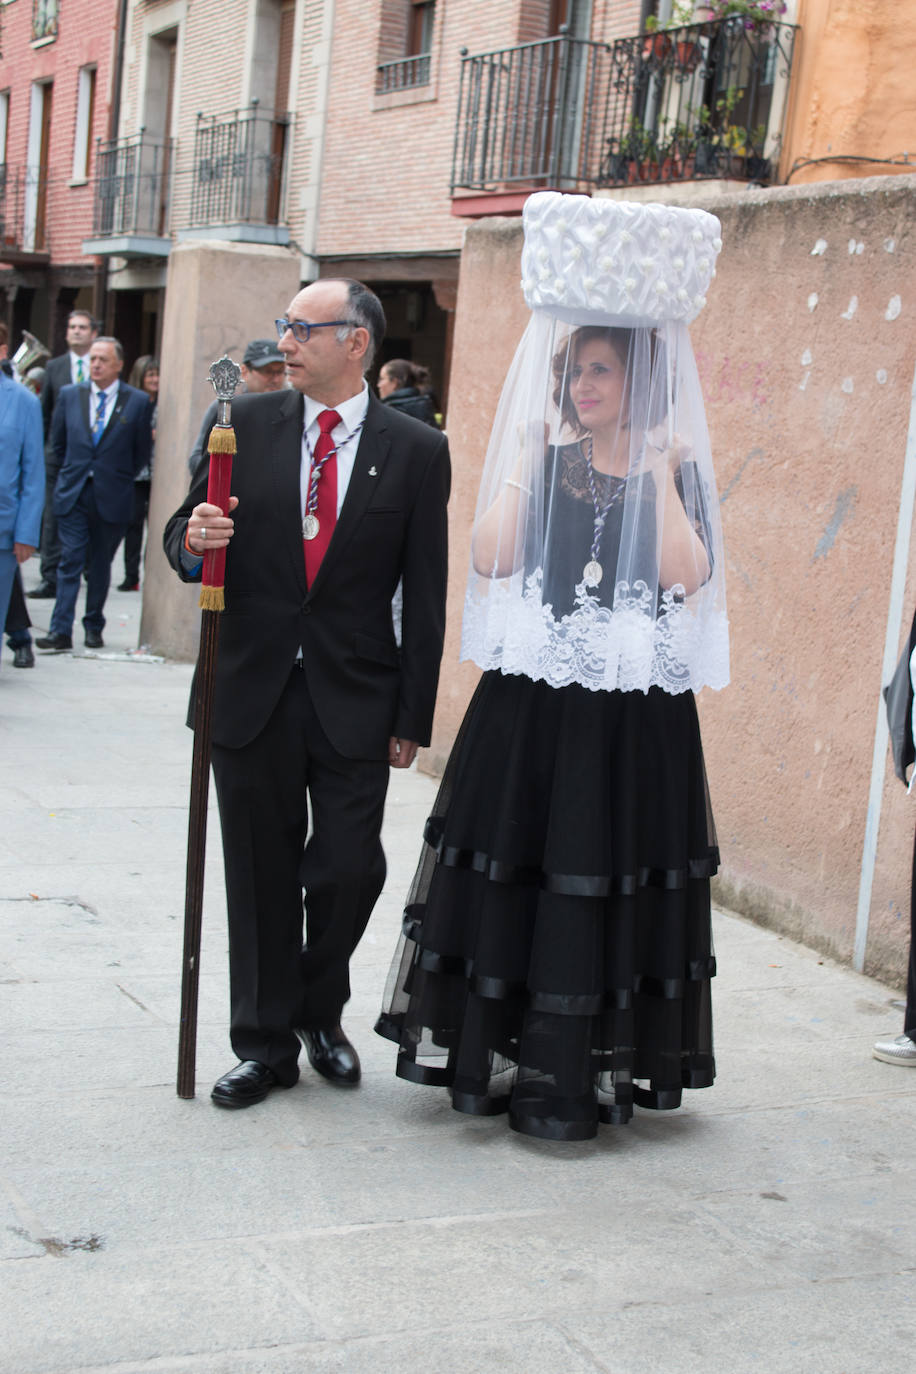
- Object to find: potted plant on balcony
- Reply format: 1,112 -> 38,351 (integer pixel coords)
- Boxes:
643,2 -> 699,64
691,88 -> 744,176
603,118 -> 658,184
706,1 -> 787,36
744,123 -> 772,181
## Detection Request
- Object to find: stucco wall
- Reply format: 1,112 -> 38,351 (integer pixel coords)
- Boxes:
140,239 -> 301,661
787,1 -> 916,186
430,174 -> 916,988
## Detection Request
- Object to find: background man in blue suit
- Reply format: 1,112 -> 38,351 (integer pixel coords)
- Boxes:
0,323 -> 44,670
36,337 -> 152,652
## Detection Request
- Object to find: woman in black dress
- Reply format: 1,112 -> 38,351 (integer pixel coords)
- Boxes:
377,194 -> 728,1141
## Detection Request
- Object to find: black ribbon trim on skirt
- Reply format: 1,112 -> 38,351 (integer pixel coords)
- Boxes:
406,945 -> 716,1011
422,821 -> 719,896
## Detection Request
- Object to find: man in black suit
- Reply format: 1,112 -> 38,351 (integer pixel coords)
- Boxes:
36,336 -> 152,652
164,278 -> 450,1109
32,309 -> 98,599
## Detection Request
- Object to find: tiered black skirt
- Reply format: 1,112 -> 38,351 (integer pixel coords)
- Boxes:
376,670 -> 719,1141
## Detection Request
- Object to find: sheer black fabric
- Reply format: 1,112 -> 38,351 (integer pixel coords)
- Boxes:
376,670 -> 718,1141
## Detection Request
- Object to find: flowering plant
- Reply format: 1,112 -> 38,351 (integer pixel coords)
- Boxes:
708,1 -> 787,31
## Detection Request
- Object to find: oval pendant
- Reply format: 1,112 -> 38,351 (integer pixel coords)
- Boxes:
583,560 -> 603,587
302,514 -> 320,540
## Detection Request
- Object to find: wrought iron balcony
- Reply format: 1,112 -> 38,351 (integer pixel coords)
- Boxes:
452,17 -> 798,199
186,102 -> 290,240
602,18 -> 798,187
377,53 -> 432,93
452,33 -> 615,195
0,165 -> 52,260
85,131 -> 174,255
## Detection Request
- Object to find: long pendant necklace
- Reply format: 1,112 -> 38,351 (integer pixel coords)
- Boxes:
302,420 -> 366,540
582,438 -> 626,588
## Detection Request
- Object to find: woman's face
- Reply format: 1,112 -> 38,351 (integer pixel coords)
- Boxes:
377,366 -> 396,399
568,338 -> 627,434
143,368 -> 159,399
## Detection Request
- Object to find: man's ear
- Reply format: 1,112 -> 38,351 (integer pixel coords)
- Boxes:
348,326 -> 370,364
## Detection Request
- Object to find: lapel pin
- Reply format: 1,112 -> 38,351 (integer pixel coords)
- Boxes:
368,465 -> 378,476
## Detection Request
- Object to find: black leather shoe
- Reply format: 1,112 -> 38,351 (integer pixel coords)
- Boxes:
35,633 -> 73,652
27,582 -> 57,599
296,1025 -> 361,1085
210,1060 -> 281,1109
12,645 -> 35,668
118,580 -> 139,591
84,630 -> 105,649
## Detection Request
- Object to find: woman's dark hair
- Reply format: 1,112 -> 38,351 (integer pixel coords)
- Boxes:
129,354 -> 159,391
551,326 -> 665,434
382,358 -> 433,392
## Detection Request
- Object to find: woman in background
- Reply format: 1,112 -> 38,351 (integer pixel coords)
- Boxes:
119,355 -> 158,591
378,358 -> 440,428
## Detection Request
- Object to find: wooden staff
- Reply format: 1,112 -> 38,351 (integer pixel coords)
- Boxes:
177,356 -> 242,1099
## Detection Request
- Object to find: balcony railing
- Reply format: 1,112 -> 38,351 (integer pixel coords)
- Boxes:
0,164 -> 51,257
377,53 -> 432,93
189,103 -> 289,227
453,33 -> 615,193
602,18 -> 798,187
91,131 -> 173,240
452,17 -> 798,195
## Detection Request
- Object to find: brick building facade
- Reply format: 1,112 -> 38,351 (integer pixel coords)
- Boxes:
0,0 -> 120,353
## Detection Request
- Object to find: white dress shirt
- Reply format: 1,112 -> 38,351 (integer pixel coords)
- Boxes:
71,352 -> 89,385
300,384 -> 370,520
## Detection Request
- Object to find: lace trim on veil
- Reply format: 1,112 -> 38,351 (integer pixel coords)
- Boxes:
461,571 -> 730,694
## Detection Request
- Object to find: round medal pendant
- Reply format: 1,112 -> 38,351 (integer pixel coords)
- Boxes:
302,514 -> 320,541
583,560 -> 603,587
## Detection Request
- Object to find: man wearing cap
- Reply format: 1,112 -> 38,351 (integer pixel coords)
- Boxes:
187,339 -> 287,476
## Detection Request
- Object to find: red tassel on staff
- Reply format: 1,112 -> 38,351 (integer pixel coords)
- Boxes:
199,426 -> 236,612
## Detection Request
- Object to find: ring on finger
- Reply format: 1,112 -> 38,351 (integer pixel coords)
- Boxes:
200,527 -> 207,540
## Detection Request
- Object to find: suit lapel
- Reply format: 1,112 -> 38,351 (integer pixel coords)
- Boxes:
79,384 -> 92,438
306,397 -> 391,599
271,389 -> 308,595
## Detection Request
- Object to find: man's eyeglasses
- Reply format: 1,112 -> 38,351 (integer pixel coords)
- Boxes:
275,318 -> 355,344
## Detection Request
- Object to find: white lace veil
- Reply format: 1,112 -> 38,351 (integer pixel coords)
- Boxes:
460,193 -> 728,695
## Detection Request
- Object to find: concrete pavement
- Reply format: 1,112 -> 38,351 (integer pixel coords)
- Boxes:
1,577 -> 914,1373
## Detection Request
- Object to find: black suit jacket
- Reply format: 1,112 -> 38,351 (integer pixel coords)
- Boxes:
40,354 -> 76,450
164,390 -> 450,760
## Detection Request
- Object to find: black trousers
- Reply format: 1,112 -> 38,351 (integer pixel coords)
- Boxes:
210,665 -> 390,1084
121,479 -> 151,584
4,567 -> 31,644
907,824 -> 916,1037
38,461 -> 62,586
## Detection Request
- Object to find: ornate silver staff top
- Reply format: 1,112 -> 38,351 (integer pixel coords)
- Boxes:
208,356 -> 243,428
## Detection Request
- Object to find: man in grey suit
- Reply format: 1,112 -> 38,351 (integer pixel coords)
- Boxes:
32,309 -> 98,598
36,337 -> 152,652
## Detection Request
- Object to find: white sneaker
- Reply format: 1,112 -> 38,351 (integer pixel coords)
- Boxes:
872,1033 -> 916,1066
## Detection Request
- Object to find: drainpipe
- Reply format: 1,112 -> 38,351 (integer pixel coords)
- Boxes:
94,0 -> 130,327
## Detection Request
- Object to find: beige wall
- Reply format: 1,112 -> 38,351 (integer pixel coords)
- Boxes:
785,0 -> 916,186
430,175 -> 916,989
140,239 -> 301,661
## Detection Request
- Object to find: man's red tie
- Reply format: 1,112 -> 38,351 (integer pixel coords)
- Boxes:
304,408 -> 341,584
